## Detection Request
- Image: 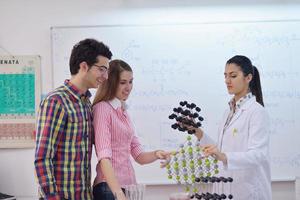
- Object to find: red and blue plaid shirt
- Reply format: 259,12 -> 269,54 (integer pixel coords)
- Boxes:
34,80 -> 93,200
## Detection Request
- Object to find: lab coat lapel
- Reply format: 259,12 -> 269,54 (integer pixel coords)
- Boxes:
227,97 -> 256,127
220,109 -> 229,131
217,109 -> 230,146
227,108 -> 243,128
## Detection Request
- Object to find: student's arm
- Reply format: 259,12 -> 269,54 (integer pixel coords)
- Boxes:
93,103 -> 126,200
34,98 -> 66,200
135,150 -> 170,165
130,135 -> 170,165
99,159 -> 127,200
194,110 -> 229,144
194,128 -> 204,140
189,127 -> 215,145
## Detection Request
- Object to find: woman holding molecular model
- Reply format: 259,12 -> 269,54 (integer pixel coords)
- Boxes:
192,55 -> 271,200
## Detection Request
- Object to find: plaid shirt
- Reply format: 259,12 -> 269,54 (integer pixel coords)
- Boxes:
34,80 -> 93,200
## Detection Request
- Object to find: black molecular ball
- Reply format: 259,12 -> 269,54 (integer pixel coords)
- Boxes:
169,100 -> 204,135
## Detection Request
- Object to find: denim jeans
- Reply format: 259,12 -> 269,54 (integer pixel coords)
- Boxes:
93,182 -> 125,200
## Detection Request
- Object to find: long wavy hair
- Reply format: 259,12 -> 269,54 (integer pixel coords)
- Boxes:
93,59 -> 132,105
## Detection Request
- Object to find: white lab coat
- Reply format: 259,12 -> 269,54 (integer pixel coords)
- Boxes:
201,96 -> 272,200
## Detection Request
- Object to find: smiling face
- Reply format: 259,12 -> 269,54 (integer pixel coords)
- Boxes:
224,63 -> 252,101
85,55 -> 110,89
115,70 -> 133,101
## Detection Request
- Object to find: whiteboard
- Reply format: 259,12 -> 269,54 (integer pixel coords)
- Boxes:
51,22 -> 300,183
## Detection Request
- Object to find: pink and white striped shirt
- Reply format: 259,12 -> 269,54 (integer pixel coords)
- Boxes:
93,98 -> 144,187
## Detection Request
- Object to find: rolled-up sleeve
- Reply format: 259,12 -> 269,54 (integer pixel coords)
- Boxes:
130,134 -> 143,160
93,103 -> 112,161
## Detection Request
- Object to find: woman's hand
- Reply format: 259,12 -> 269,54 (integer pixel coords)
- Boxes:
154,150 -> 172,168
202,144 -> 227,165
177,116 -> 204,140
155,150 -> 171,159
114,191 -> 127,200
194,128 -> 204,140
184,124 -> 204,140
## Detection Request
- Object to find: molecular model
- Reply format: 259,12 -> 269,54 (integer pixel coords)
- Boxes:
166,101 -> 234,199
168,101 -> 204,135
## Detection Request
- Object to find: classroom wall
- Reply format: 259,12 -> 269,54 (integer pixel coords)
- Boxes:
0,0 -> 299,199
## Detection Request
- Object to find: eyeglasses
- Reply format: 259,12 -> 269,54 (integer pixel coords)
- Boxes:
93,64 -> 108,73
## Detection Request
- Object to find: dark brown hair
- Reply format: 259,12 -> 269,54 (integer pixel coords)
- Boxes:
69,38 -> 112,75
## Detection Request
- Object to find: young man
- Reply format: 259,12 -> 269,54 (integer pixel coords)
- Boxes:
34,38 -> 112,200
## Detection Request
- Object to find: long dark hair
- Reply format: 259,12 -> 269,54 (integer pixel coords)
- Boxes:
93,59 -> 132,105
226,55 -> 264,106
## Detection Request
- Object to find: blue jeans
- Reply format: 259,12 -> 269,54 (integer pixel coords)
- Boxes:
93,182 -> 125,200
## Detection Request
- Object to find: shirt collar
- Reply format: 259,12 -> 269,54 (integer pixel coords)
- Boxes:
109,98 -> 128,110
228,92 -> 253,111
64,79 -> 91,101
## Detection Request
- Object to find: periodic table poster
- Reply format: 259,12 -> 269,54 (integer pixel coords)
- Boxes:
0,55 -> 41,148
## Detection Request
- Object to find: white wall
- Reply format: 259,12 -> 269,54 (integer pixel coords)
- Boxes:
0,0 -> 299,199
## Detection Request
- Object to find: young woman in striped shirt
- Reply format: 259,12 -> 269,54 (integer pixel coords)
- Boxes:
92,59 -> 170,200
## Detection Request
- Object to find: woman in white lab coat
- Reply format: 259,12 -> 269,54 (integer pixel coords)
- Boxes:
194,55 -> 271,200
